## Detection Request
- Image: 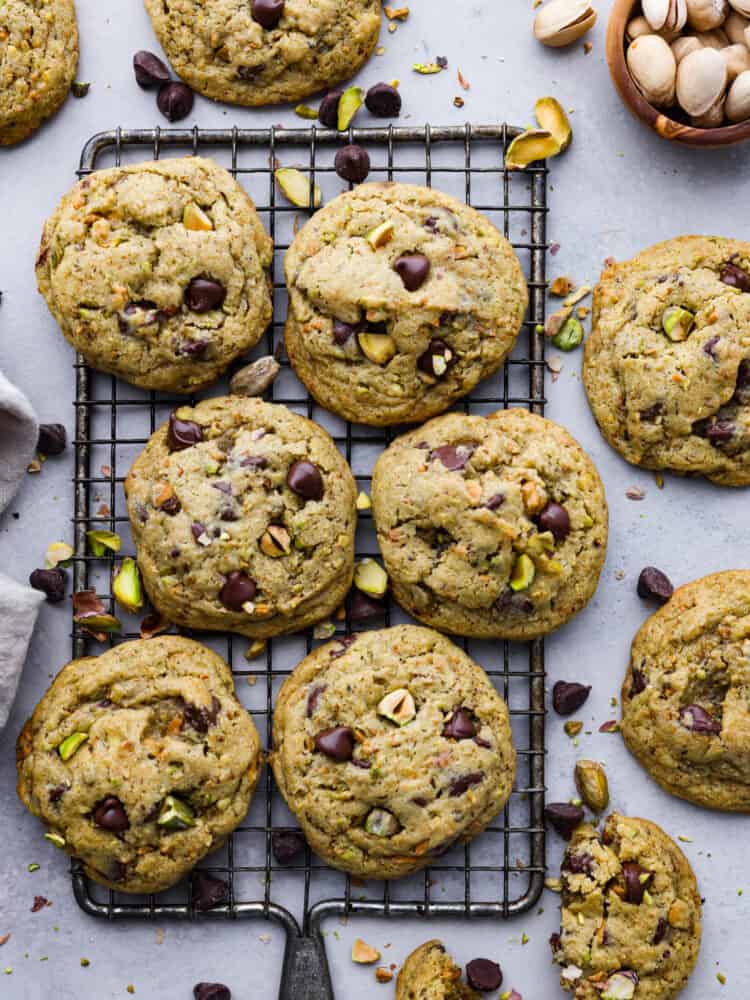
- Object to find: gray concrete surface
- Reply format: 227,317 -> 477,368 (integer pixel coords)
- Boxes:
1,1 -> 748,997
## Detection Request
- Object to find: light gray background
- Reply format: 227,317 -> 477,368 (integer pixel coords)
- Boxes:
1,1 -> 748,997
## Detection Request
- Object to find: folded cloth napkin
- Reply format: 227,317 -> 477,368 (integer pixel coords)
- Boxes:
0,370 -> 44,729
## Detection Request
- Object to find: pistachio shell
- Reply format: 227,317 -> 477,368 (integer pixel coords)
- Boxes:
643,0 -> 687,32
275,168 -> 322,209
694,26 -> 730,46
722,42 -> 750,79
627,34 -> 677,108
505,129 -> 561,170
627,14 -> 652,39
671,35 -> 704,62
730,0 -> 750,16
691,94 -> 726,124
687,0 -> 729,29
677,46 -> 727,115
726,68 -> 750,119
725,9 -> 750,42
533,0 -> 597,47
535,97 -> 573,150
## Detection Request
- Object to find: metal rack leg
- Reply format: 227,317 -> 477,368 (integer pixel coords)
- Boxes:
278,933 -> 333,1000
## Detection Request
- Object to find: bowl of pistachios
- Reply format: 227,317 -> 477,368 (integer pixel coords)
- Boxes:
607,0 -> 750,145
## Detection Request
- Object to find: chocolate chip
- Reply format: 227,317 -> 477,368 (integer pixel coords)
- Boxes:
49,785 -> 67,804
552,681 -> 591,716
29,567 -> 67,603
653,917 -> 668,944
679,703 -> 721,734
167,412 -> 203,451
190,871 -> 229,912
720,262 -> 750,292
334,145 -> 370,183
549,932 -> 562,954
622,862 -> 648,904
191,522 -> 207,542
212,481 -> 232,496
562,851 -> 593,875
179,338 -> 209,358
185,277 -> 226,313
538,501 -> 571,542
637,567 -> 674,604
333,319 -> 357,344
240,455 -> 268,470
272,830 -> 306,864
734,359 -> 750,403
318,89 -> 342,128
365,82 -> 402,117
287,460 -> 324,500
699,417 -> 736,443
703,335 -> 721,361
314,726 -> 355,762
449,771 -> 484,796
305,684 -> 326,719
160,495 -> 181,516
92,796 -> 130,833
466,958 -> 502,992
133,50 -> 170,88
219,571 -> 257,611
37,423 -> 66,456
330,635 -> 357,658
250,0 -> 284,27
348,590 -> 385,621
193,983 -> 231,1000
184,696 -> 221,733
442,707 -> 476,740
640,401 -> 663,422
417,338 -> 454,378
545,802 -> 584,839
156,81 -> 194,122
495,589 -> 534,615
630,669 -> 647,696
395,253 -> 431,291
430,444 -> 474,471
483,493 -> 505,510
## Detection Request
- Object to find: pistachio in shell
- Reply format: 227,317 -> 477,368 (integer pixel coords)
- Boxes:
722,43 -> 750,81
533,0 -> 597,48
671,35 -> 703,63
534,97 -> 572,151
725,9 -> 750,43
626,14 -> 652,39
505,130 -> 561,170
627,34 -> 677,109
726,69 -> 750,120
643,0 -> 687,33
694,26 -> 729,46
691,94 -> 726,125
686,0 -> 729,30
676,46 -> 727,116
738,0 -> 750,16
275,168 -> 321,209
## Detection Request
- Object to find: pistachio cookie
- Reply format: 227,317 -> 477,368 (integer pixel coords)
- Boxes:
0,0 -> 78,145
143,0 -> 381,107
36,157 -> 273,393
371,408 -> 608,640
396,941 -> 479,1000
270,625 -> 516,879
622,570 -> 750,811
551,814 -> 701,1000
16,636 -> 261,894
284,183 -> 528,426
125,397 -> 356,638
584,236 -> 750,486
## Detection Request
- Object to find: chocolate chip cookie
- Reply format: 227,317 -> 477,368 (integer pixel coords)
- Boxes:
125,397 -> 357,638
622,570 -> 750,811
284,182 -> 528,426
584,236 -> 750,486
16,636 -> 261,894
1,0 -> 79,145
143,0 -> 381,107
396,941 -> 478,1000
36,157 -> 273,393
551,813 -> 701,1000
270,625 -> 516,879
371,408 -> 608,640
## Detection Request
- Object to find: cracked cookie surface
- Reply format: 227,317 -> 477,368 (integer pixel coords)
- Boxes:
552,814 -> 701,1000
584,236 -> 750,486
622,570 -> 750,812
270,625 -> 516,879
0,0 -> 78,145
143,0 -> 381,107
125,397 -> 357,638
16,636 -> 261,894
36,157 -> 273,392
396,940 -> 478,1000
371,408 -> 608,640
284,183 -> 528,426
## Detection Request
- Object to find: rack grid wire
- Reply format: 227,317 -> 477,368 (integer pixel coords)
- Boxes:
69,124 -> 549,999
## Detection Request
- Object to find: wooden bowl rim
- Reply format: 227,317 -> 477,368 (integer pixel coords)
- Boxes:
606,0 -> 750,147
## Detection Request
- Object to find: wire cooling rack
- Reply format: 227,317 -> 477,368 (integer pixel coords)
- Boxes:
69,124 -> 549,999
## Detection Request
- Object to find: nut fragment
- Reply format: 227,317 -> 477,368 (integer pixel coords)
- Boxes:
627,34 -> 677,108
574,759 -> 610,812
183,203 -> 213,231
113,558 -> 144,614
534,97 -> 573,151
676,46 -> 727,115
505,130 -> 562,170
662,305 -> 695,340
157,795 -> 196,830
552,316 -> 584,351
260,525 -> 291,557
365,808 -> 400,837
521,480 -> 548,515
533,0 -> 597,47
337,86 -> 364,131
275,168 -> 321,208
229,356 -> 280,397
354,558 -> 389,597
358,332 -> 397,364
366,220 -> 395,248
377,688 -> 417,726
58,731 -> 89,761
351,939 -> 381,964
510,553 -> 535,592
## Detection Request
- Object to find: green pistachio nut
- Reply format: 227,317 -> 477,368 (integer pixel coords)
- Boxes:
377,688 -> 416,726
113,558 -> 144,614
552,316 -> 584,351
510,553 -> 536,592
157,795 -> 196,831
337,86 -> 364,130
661,306 -> 695,342
44,831 -> 67,849
58,731 -> 89,761
364,808 -> 400,837
574,759 -> 609,813
86,530 -> 121,557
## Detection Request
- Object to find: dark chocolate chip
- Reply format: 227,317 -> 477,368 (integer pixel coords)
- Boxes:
334,145 -> 371,183
287,460 -> 324,500
92,796 -> 130,833
552,681 -> 591,716
251,0 -> 284,27
191,871 -> 229,912
160,495 -> 181,516
623,862 -> 648,904
191,522 -> 207,542
562,851 -> 593,875
184,695 -> 221,733
48,785 -> 67,804
348,591 -> 385,622
29,567 -> 67,604
466,958 -> 502,992
272,830 -> 306,864
330,635 -> 357,658
720,262 -> 750,292
314,726 -> 355,762
449,771 -> 484,797
653,917 -> 668,945
333,319 -> 357,344
700,417 -> 736,443
495,589 -> 534,615
156,81 -> 194,122
640,401 -> 663,422
351,757 -> 372,769
416,338 -> 454,378
637,567 -> 674,604
549,932 -> 562,954
442,707 -> 476,740
538,501 -> 571,542
424,216 -> 439,233
306,684 -> 326,717
734,359 -> 750,403
394,253 -> 431,291
179,339 -> 209,358
630,669 -> 647,696
318,89 -> 342,128
133,50 -> 170,88
185,277 -> 226,313
483,493 -> 505,510
37,423 -> 67,456
193,983 -> 231,1000
703,335 -> 721,361
679,703 -> 722,734
219,571 -> 257,611
545,802 -> 584,840
240,455 -> 268,470
167,412 -> 203,451
365,82 -> 402,117
430,444 -> 474,471
212,481 -> 232,496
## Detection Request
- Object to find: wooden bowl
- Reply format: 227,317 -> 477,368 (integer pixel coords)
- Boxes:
607,0 -> 750,147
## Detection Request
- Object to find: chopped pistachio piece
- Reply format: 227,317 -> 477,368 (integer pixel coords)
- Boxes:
357,332 -> 396,365
365,807 -> 400,837
259,525 -> 291,558
71,81 -> 90,98
313,621 -> 336,640
413,62 -> 443,73
157,795 -> 196,831
351,939 -> 381,964
366,220 -> 395,248
552,316 -> 584,351
534,97 -> 572,151
58,731 -> 88,761
182,202 -> 213,231
86,530 -> 121,557
294,104 -> 319,120
337,86 -> 364,130
662,306 -> 695,341
510,553 -> 535,591
505,129 -> 561,170
245,639 -> 267,660
45,541 -> 74,568
574,759 -> 609,812
564,720 -> 583,737
75,612 -> 121,633
354,558 -> 388,597
44,832 -> 66,849
377,688 -> 416,726
355,491 -> 372,511
275,168 -> 322,209
113,558 -> 144,614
